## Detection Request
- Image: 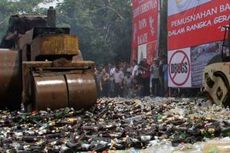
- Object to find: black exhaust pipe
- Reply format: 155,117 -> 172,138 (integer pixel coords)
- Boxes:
47,6 -> 56,27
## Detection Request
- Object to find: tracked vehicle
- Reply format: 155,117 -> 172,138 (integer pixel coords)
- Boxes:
0,7 -> 97,111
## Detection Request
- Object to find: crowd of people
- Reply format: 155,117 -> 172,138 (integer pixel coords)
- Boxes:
94,56 -> 168,98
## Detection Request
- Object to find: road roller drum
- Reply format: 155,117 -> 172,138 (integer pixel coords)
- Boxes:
22,60 -> 96,111
33,75 -> 69,110
32,71 -> 97,110
66,73 -> 97,109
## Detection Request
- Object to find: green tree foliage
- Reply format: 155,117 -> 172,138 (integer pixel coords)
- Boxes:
0,0 -> 46,39
56,0 -> 132,64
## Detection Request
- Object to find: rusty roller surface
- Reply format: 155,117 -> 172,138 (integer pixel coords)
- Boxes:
33,75 -> 69,110
66,73 -> 97,109
0,50 -> 21,110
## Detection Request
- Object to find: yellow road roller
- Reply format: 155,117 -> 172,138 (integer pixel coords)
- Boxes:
0,7 -> 97,111
203,24 -> 230,106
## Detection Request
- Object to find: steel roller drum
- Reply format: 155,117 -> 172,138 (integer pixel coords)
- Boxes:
33,75 -> 68,110
66,73 -> 97,109
0,50 -> 21,110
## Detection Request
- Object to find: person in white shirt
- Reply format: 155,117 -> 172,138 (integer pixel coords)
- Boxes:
131,60 -> 138,79
113,66 -> 124,97
109,65 -> 116,97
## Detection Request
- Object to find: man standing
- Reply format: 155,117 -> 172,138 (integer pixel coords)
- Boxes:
131,60 -> 138,79
113,66 -> 124,97
162,57 -> 168,96
140,58 -> 150,97
101,66 -> 110,97
151,58 -> 160,96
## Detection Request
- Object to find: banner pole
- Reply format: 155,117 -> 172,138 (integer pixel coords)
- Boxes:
157,0 -> 161,58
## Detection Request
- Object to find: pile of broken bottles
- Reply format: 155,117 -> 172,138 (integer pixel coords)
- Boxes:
0,97 -> 230,152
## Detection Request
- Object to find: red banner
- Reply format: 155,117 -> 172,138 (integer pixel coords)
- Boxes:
131,0 -> 158,63
168,0 -> 230,50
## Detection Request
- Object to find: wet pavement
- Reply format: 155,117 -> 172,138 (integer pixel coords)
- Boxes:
0,97 -> 230,152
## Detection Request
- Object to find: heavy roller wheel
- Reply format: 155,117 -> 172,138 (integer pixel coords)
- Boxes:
66,73 -> 97,109
32,75 -> 69,110
32,72 -> 97,110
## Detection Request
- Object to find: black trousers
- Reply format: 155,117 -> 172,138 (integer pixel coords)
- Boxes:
142,78 -> 150,96
152,78 -> 159,96
114,83 -> 123,97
